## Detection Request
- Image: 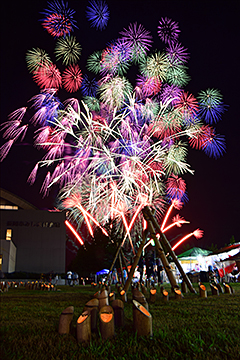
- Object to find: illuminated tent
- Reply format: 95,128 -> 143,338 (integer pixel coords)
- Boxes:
177,247 -> 212,272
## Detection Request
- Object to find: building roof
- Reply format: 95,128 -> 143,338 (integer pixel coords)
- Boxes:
0,188 -> 38,210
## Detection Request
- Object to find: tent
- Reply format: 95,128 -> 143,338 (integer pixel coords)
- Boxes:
96,269 -> 109,275
177,247 -> 212,273
178,247 -> 212,258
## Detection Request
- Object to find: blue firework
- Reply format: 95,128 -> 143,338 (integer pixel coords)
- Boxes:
197,102 -> 227,124
40,0 -> 78,37
86,0 -> 110,31
81,75 -> 98,97
202,133 -> 226,159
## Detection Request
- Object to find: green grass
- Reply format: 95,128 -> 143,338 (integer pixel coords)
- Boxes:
1,283 -> 240,360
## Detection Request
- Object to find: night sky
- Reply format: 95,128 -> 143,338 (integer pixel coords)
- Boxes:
0,0 -> 239,252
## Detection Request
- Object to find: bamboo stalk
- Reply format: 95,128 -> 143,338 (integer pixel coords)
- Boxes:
142,206 -> 196,294
106,241 -> 122,284
123,231 -> 147,293
142,209 -> 179,290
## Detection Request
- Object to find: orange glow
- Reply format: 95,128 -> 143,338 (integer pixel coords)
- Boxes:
150,289 -> 157,294
65,220 -> 84,245
100,313 -> 113,323
163,290 -> 168,296
200,284 -> 206,291
120,290 -> 125,295
139,305 -> 150,316
175,289 -> 181,295
77,313 -> 88,323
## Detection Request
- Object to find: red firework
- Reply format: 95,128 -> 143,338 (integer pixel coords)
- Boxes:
189,125 -> 214,150
175,91 -> 199,118
62,64 -> 83,93
33,64 -> 62,90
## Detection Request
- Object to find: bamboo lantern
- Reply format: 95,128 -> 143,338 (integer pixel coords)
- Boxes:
132,289 -> 149,310
229,284 -> 235,294
118,286 -> 123,294
198,283 -> 207,298
181,281 -> 188,294
132,300 -> 152,337
58,306 -> 74,334
162,289 -> 169,301
120,289 -> 127,302
210,283 -> 219,296
216,283 -> 224,293
99,305 -> 115,340
84,298 -> 99,332
149,288 -> 157,303
174,288 -> 183,300
109,292 -> 115,302
76,311 -> 91,343
223,283 -> 231,294
98,289 -> 109,309
111,299 -> 124,328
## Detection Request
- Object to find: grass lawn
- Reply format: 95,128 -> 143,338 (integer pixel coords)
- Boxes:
1,282 -> 240,360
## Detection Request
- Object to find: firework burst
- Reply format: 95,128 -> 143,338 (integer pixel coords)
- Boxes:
119,22 -> 153,62
41,0 -> 78,37
33,63 -> 62,90
26,48 -> 52,73
157,17 -> 180,45
55,35 -> 81,65
62,64 -> 83,92
86,0 -> 110,31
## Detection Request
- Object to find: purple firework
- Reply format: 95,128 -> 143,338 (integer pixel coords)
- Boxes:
86,0 -> 110,31
166,42 -> 189,65
160,84 -> 182,105
119,22 -> 153,62
158,17 -> 180,45
40,0 -> 78,37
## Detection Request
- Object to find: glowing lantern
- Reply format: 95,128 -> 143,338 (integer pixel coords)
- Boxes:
149,288 -> 157,303
76,311 -> 91,343
99,305 -> 115,340
199,282 -> 207,298
174,288 -> 183,300
120,289 -> 127,302
132,300 -> 152,337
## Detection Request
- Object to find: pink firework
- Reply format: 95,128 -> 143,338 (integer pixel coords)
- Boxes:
62,64 -> 83,93
0,139 -> 14,161
157,17 -> 180,45
136,75 -> 162,97
33,64 -> 62,90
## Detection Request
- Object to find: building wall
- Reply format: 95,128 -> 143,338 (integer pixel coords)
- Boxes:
0,240 -> 16,273
0,210 -> 66,273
